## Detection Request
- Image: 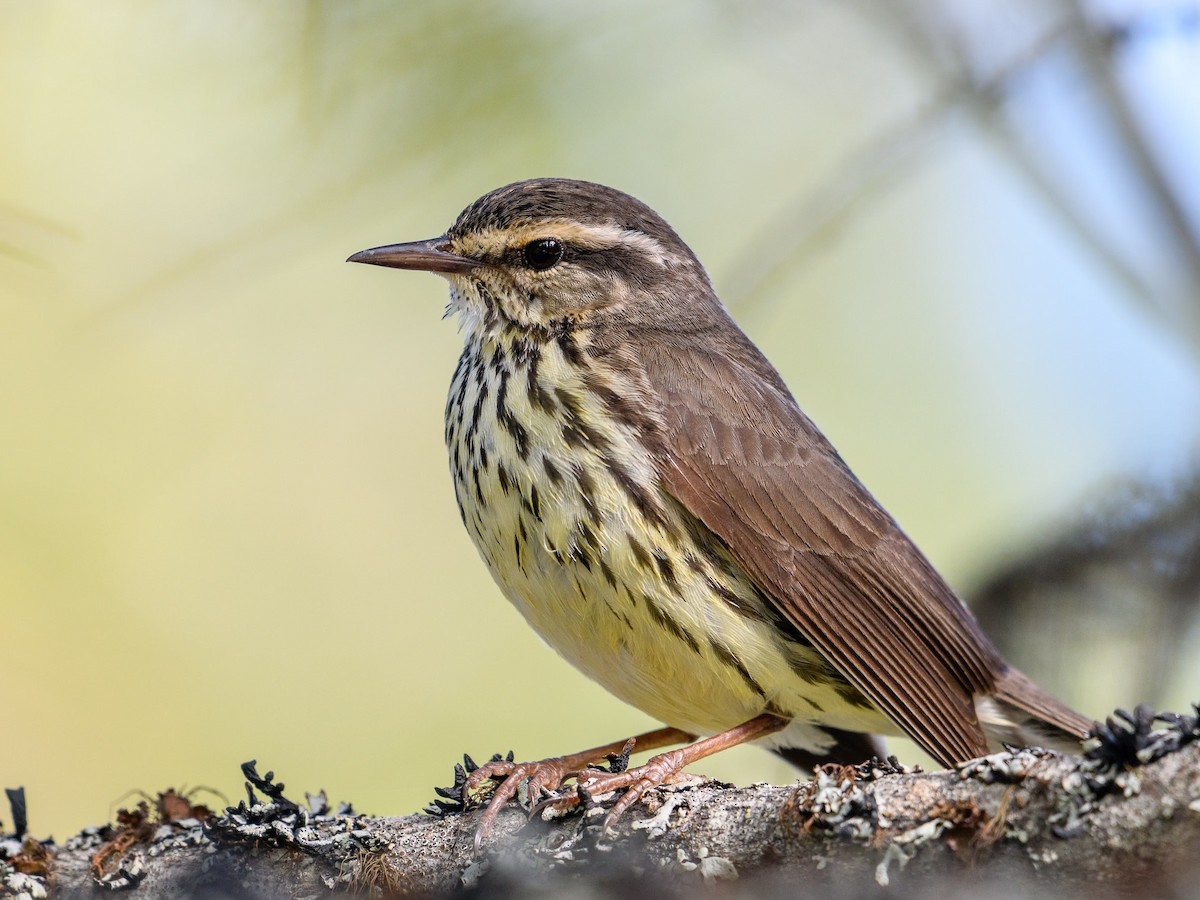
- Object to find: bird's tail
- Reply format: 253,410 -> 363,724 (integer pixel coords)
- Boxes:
976,667 -> 1094,754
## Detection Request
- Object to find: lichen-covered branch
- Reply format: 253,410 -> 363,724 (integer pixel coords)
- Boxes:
3,707 -> 1199,899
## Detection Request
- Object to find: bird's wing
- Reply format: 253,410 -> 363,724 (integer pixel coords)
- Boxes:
639,335 -> 1003,766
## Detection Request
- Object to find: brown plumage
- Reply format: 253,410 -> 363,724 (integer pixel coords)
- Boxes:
582,240 -> 1088,766
641,328 -> 1043,764
349,178 -> 1093,841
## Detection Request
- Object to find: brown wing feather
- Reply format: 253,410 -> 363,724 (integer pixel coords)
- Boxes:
636,330 -> 1007,766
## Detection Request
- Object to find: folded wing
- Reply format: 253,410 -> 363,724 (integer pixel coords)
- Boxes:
639,332 -> 1004,765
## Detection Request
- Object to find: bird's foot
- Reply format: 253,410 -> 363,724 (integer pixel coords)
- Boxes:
537,714 -> 788,836
465,726 -> 694,850
465,750 -> 607,848
463,717 -> 783,848
537,747 -> 696,834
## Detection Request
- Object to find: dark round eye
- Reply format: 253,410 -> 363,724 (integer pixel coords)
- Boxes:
523,238 -> 564,270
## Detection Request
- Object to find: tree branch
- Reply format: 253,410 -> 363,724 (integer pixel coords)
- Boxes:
4,711 -> 1199,898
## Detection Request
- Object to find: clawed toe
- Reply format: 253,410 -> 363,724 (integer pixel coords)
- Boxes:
519,748 -> 693,835
450,725 -> 707,850
467,756 -> 576,850
578,748 -> 690,832
465,747 -> 699,847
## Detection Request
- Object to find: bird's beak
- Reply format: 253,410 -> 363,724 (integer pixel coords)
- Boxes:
346,237 -> 480,275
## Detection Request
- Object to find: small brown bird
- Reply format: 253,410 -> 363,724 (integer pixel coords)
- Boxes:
349,179 -> 1092,843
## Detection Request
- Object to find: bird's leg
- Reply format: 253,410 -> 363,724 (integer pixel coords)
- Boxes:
545,713 -> 787,833
467,725 -> 694,848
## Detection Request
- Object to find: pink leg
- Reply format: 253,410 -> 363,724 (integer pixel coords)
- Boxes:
467,725 -> 695,849
546,713 -> 787,833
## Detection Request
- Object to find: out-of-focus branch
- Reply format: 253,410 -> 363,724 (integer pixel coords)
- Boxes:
727,7 -> 1118,315
729,2 -> 1200,352
973,475 -> 1200,705
1063,0 -> 1200,293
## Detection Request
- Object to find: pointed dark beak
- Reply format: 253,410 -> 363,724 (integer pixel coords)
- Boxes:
346,237 -> 480,275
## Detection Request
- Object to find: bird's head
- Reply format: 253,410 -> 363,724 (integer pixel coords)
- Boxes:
348,178 -> 713,333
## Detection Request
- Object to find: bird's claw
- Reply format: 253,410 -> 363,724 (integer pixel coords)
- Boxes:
464,730 -> 700,849
467,756 -> 575,850
586,748 -> 690,832
524,749 -> 691,834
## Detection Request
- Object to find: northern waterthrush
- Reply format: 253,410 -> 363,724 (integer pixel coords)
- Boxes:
349,179 -> 1091,843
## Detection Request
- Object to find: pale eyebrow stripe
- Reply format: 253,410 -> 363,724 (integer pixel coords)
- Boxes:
457,220 -> 672,265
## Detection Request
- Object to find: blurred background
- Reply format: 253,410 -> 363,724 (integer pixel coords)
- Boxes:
2,0 -> 1198,840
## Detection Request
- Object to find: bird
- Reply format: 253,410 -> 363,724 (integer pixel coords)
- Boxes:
348,178 -> 1092,845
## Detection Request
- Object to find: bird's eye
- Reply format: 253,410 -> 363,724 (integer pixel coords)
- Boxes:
523,238 -> 564,270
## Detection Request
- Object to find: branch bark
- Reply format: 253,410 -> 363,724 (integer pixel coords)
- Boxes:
5,735 -> 1199,899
